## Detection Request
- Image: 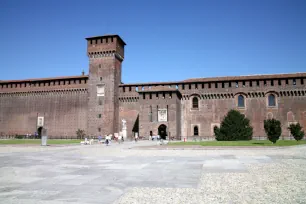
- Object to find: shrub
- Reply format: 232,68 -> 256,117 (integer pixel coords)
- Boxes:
76,129 -> 86,139
288,123 -> 304,141
15,135 -> 24,139
214,109 -> 253,141
264,119 -> 282,144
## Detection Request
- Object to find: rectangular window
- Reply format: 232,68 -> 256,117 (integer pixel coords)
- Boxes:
189,84 -> 191,89
264,80 -> 267,86
195,84 -> 198,89
150,93 -> 152,99
271,80 -> 274,86
98,114 -> 102,118
208,83 -> 211,88
236,81 -> 239,88
293,79 -> 296,85
143,93 -> 145,99
215,83 -> 218,88
278,79 -> 281,86
228,82 -> 232,88
222,82 -> 224,88
182,84 -> 185,90
98,97 -> 102,105
123,87 -> 125,92
250,81 -> 252,87
286,79 -> 289,85
242,81 -> 245,87
301,78 -> 304,85
202,83 -> 204,89
129,86 -> 132,91
98,128 -> 101,132
256,80 -> 260,86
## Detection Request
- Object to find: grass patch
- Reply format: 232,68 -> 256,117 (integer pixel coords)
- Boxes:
168,140 -> 306,146
0,139 -> 82,145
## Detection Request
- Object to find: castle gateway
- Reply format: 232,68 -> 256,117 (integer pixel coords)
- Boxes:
1,35 -> 306,139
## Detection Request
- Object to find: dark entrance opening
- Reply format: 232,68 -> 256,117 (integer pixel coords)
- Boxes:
37,127 -> 43,139
150,131 -> 153,136
158,124 -> 167,140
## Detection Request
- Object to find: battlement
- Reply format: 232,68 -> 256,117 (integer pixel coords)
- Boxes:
86,34 -> 125,60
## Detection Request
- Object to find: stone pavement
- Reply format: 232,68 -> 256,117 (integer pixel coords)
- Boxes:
0,141 -> 306,204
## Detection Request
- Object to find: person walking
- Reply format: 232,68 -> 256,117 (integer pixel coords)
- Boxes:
134,134 -> 138,142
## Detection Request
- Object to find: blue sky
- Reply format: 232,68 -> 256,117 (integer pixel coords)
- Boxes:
0,0 -> 305,83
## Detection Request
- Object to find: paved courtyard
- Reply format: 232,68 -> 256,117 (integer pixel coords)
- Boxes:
0,141 -> 306,204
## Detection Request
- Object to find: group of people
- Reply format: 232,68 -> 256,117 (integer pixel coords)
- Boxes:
97,134 -> 139,146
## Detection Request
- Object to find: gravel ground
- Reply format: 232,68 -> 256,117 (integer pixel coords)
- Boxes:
0,141 -> 306,204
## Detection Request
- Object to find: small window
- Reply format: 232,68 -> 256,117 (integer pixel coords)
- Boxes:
250,81 -> 252,87
293,79 -> 296,85
271,80 -> 274,86
189,84 -> 191,89
202,83 -> 204,89
208,83 -> 211,88
215,83 -> 218,88
228,82 -> 232,88
235,82 -> 239,88
98,114 -> 102,118
99,64 -> 101,68
268,94 -> 276,107
100,77 -> 102,81
278,80 -> 281,86
242,81 -> 245,87
98,128 -> 101,132
150,93 -> 152,99
192,97 -> 199,109
129,86 -> 132,91
123,87 -> 125,92
301,78 -> 304,85
222,82 -> 224,88
286,79 -> 289,85
143,93 -> 146,99
238,95 -> 245,108
194,126 -> 199,136
264,80 -> 267,86
156,93 -> 158,98
182,84 -> 185,90
195,84 -> 198,89
256,80 -> 260,86
162,93 -> 165,99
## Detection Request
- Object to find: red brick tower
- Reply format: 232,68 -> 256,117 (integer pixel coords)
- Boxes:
86,35 -> 125,137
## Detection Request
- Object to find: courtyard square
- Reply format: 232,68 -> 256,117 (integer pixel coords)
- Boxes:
0,141 -> 306,204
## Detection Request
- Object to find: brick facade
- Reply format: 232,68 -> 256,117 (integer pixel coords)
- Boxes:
1,34 -> 306,139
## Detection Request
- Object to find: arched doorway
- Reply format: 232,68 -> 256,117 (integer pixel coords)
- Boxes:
158,124 -> 167,140
37,127 -> 43,139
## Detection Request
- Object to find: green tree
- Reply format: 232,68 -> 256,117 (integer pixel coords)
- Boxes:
264,119 -> 282,144
76,129 -> 86,139
214,109 -> 253,141
288,123 -> 304,141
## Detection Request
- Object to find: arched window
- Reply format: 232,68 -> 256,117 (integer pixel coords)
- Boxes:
238,95 -> 245,107
194,126 -> 199,136
192,97 -> 199,109
268,94 -> 276,107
